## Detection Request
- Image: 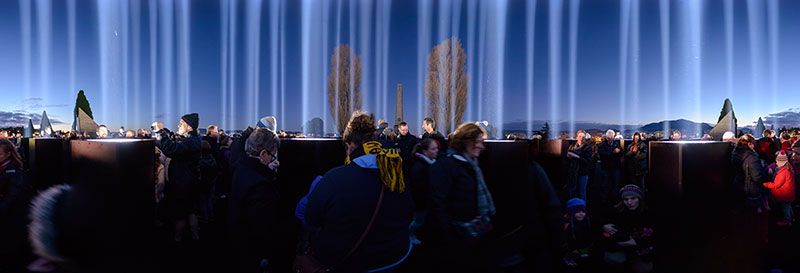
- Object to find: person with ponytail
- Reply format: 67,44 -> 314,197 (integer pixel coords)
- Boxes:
304,111 -> 413,273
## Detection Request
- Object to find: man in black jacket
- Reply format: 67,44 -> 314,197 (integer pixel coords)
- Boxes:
228,128 -> 283,272
421,117 -> 447,155
155,113 -> 202,243
598,130 -> 623,201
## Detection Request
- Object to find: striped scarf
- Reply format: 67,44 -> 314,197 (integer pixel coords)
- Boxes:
462,153 -> 496,217
345,141 -> 405,193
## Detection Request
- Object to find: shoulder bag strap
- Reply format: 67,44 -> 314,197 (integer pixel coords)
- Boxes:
337,184 -> 385,266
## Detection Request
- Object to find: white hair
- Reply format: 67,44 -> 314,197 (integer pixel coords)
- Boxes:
722,131 -> 735,140
606,129 -> 615,138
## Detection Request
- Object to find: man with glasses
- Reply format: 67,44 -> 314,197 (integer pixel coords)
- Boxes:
228,128 -> 284,272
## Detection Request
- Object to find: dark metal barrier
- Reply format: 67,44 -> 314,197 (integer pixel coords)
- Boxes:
19,137 -> 71,191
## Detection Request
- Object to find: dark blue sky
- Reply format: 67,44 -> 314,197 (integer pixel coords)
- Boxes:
1,0 -> 799,135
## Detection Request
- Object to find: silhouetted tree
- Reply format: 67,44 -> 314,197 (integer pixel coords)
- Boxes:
72,90 -> 94,131
327,44 -> 363,135
425,37 -> 468,135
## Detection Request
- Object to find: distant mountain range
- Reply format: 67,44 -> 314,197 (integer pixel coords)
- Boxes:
503,119 -> 714,135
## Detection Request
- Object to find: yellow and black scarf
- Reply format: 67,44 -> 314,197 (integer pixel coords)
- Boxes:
344,141 -> 405,193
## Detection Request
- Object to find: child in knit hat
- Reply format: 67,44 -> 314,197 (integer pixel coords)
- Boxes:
563,198 -> 593,268
763,150 -> 795,226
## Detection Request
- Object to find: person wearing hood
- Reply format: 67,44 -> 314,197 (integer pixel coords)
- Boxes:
228,128 -> 285,272
303,111 -> 413,273
563,198 -> 593,269
763,150 -> 795,226
154,113 -> 202,244
427,122 -> 495,272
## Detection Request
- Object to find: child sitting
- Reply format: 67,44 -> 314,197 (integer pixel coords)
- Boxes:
563,198 -> 593,267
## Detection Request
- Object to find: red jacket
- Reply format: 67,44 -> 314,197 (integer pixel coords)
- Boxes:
763,165 -> 795,202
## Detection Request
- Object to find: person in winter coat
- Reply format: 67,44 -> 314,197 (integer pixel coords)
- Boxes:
305,112 -> 413,273
732,134 -> 769,211
154,113 -> 202,243
421,117 -> 448,155
408,138 -> 439,244
756,129 -> 780,165
198,141 -> 218,223
563,198 -> 593,268
396,121 -> 420,161
228,128 -> 284,272
602,185 -> 654,273
567,130 -> 594,200
779,132 -> 793,153
0,138 -> 34,272
427,122 -> 495,272
599,130 -> 623,193
230,116 -> 277,169
763,151 -> 795,226
625,132 -> 649,189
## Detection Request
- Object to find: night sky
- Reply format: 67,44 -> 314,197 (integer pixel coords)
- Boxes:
1,0 -> 799,136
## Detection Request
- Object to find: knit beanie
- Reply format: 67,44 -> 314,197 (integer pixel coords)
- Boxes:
566,198 -> 587,215
257,116 -> 277,132
776,150 -> 788,164
619,184 -> 643,199
181,113 -> 199,131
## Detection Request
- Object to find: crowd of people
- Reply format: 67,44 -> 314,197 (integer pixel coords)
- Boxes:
1,111 -> 799,273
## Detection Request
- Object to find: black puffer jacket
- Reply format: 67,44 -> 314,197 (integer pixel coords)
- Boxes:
731,147 -> 767,200
598,140 -> 623,170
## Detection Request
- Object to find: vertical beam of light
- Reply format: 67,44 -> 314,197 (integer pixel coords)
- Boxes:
159,0 -> 174,126
178,0 -> 191,117
450,0 -> 461,133
767,0 -> 779,128
659,0 -> 670,135
683,0 -> 702,135
359,0 -> 373,113
381,0 -> 392,120
220,0 -> 228,130
228,0 -> 237,129
567,0 -> 580,136
149,0 -> 157,123
618,0 -> 630,135
549,0 -> 563,138
246,0 -> 262,124
36,0 -> 52,102
121,1 -> 130,127
437,0 -> 451,132
19,0 -> 32,100
631,0 -> 639,136
746,0 -> 764,128
280,0 -> 286,130
466,0 -> 477,122
375,0 -> 383,118
301,0 -> 313,133
491,0 -> 508,138
349,0 -> 356,114
322,0 -> 330,134
67,0 -> 76,103
97,0 -> 111,123
270,0 -> 279,126
526,0 -> 537,137
417,0 -> 432,130
132,0 -> 142,129
724,0 -> 733,101
334,0 -> 342,133
476,1 -> 487,123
